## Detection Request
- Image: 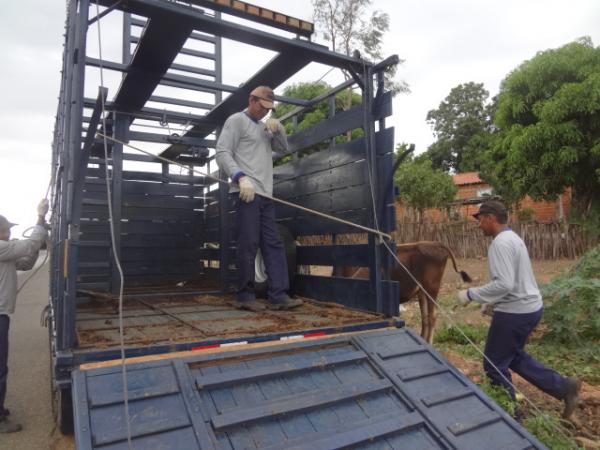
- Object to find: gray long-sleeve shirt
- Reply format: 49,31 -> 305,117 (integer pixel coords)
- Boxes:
215,111 -> 289,196
0,225 -> 47,315
468,229 -> 543,314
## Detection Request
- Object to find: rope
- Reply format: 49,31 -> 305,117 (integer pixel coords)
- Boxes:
94,2 -> 133,448
359,62 -> 577,446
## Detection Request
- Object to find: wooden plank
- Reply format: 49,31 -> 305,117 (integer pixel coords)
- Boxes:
273,185 -> 373,219
286,93 -> 393,154
278,204 -> 396,236
84,178 -> 205,198
86,167 -> 205,184
195,350 -> 367,389
82,194 -> 202,210
293,274 -> 399,315
296,244 -> 369,267
82,205 -> 202,221
273,152 -> 391,201
80,220 -> 199,236
210,379 -> 393,430
274,128 -> 394,185
79,328 -> 393,371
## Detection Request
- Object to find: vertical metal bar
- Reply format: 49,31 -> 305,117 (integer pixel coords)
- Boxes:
363,68 -> 384,314
214,12 -> 230,294
63,0 -> 90,350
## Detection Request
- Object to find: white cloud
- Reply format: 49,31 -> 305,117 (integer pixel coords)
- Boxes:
1,0 -> 599,226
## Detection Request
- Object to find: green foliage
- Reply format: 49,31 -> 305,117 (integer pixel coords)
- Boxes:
527,341 -> 600,384
272,81 -> 363,161
476,376 -> 517,417
541,245 -> 600,343
435,323 -> 487,345
481,37 -> 600,217
425,82 -> 495,172
394,154 -> 457,215
516,207 -> 535,222
523,415 -> 579,450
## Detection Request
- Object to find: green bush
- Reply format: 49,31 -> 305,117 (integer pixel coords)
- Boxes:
523,415 -> 579,450
476,376 -> 516,416
435,324 -> 487,345
542,245 -> 600,343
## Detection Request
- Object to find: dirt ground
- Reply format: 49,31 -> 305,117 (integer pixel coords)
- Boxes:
398,258 -> 600,445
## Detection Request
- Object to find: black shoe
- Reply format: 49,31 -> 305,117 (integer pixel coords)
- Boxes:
0,418 -> 22,433
0,408 -> 9,417
268,296 -> 303,310
562,377 -> 582,419
234,299 -> 266,312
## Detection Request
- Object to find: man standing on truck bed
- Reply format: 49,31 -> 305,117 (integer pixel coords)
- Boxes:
455,200 -> 581,420
216,86 -> 302,312
0,199 -> 49,433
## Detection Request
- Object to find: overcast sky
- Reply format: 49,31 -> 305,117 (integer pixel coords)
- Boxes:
1,0 -> 599,235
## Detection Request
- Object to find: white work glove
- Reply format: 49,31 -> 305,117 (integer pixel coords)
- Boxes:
37,199 -> 49,217
456,289 -> 471,306
238,176 -> 255,203
265,118 -> 283,134
481,303 -> 494,317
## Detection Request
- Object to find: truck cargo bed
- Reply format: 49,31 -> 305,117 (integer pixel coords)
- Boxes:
75,294 -> 389,350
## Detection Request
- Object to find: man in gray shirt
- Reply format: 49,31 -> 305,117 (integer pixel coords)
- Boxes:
456,200 -> 580,419
0,199 -> 49,433
216,86 -> 302,312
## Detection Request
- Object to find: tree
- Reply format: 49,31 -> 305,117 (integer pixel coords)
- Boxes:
425,82 -> 495,172
482,38 -> 600,218
394,147 -> 457,237
311,0 -> 409,102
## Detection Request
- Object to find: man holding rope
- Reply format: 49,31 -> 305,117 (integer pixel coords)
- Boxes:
0,199 -> 48,433
216,86 -> 302,312
456,200 -> 581,419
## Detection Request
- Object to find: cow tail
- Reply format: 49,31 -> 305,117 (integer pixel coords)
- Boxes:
440,244 -> 472,282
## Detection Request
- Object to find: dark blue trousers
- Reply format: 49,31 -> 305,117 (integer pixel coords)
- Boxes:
0,315 -> 9,413
235,196 -> 289,303
484,309 -> 568,400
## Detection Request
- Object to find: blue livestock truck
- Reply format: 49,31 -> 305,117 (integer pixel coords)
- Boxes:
48,1 -> 546,448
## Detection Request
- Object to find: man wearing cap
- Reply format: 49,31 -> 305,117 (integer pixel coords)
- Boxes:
216,86 -> 302,312
456,200 -> 581,419
0,199 -> 49,433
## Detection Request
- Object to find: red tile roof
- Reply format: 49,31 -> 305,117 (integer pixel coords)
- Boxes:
453,172 -> 482,186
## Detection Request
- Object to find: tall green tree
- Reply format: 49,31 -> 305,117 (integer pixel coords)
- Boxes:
425,82 -> 495,172
311,0 -> 409,102
482,38 -> 600,217
394,148 -> 457,237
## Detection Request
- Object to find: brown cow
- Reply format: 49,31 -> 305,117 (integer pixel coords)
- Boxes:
334,241 -> 472,344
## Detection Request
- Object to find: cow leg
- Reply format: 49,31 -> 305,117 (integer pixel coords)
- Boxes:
418,293 -> 430,342
426,297 -> 438,345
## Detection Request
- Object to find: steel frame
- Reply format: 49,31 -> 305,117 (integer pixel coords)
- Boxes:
50,0 -> 400,406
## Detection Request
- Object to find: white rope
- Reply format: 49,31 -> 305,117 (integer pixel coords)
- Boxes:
94,2 -> 132,448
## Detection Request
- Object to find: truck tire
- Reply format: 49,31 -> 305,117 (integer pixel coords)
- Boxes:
57,387 -> 74,435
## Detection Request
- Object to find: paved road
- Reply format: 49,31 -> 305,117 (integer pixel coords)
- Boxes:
0,259 -> 74,450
